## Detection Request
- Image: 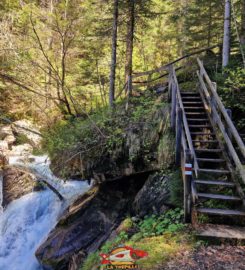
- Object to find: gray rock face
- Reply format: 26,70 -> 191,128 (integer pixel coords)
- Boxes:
133,173 -> 170,217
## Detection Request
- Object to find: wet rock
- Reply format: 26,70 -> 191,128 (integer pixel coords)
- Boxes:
2,166 -> 37,207
36,175 -> 148,270
10,143 -> 33,156
133,173 -> 170,217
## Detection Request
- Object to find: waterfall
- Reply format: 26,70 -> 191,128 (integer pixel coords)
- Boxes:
0,154 -> 91,270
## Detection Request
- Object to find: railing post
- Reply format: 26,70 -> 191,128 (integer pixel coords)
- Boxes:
171,83 -> 177,130
184,150 -> 193,223
226,109 -> 232,141
175,106 -> 182,165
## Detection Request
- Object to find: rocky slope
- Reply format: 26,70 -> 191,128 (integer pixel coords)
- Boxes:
0,120 -> 42,208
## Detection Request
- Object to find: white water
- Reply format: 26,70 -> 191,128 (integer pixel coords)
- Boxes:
0,154 -> 91,270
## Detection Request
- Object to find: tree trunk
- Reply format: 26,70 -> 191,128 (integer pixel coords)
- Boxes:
125,0 -> 135,95
222,0 -> 231,68
207,1 -> 213,47
241,0 -> 245,46
109,0 -> 119,108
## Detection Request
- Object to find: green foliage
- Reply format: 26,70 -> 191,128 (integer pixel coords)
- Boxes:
214,67 -> 245,130
81,252 -> 99,270
81,210 -> 192,270
15,133 -> 30,145
168,169 -> 183,207
135,209 -> 186,238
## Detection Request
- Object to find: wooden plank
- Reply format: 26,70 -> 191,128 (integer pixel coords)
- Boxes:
196,209 -> 245,216
194,180 -> 235,186
195,148 -> 222,153
191,132 -> 215,135
189,125 -> 212,128
197,158 -> 225,162
196,224 -> 245,240
132,45 -> 219,78
197,193 -> 241,201
197,168 -> 230,174
193,140 -> 218,143
171,80 -> 177,130
197,58 -> 245,159
175,106 -> 182,165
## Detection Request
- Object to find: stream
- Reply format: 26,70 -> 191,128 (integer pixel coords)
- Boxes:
0,154 -> 91,270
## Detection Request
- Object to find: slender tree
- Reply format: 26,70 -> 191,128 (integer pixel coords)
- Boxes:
109,0 -> 119,108
241,0 -> 245,46
222,0 -> 231,67
125,0 -> 135,95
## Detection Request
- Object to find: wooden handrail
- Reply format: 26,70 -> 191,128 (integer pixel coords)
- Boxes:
197,58 -> 245,184
133,45 -> 220,78
169,65 -> 199,176
197,58 -> 245,159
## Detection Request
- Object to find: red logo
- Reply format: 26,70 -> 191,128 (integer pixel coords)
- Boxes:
100,246 -> 148,268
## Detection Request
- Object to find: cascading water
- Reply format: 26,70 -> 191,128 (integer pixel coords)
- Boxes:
0,154 -> 91,270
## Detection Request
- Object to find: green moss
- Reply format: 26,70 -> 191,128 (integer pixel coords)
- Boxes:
81,252 -> 100,270
42,91 -> 168,178
81,209 -> 194,270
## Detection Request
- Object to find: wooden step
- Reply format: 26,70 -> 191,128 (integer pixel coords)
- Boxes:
189,125 -> 212,128
197,158 -> 225,163
193,140 -> 218,143
186,112 -> 206,115
197,168 -> 231,174
182,97 -> 201,100
191,132 -> 215,136
194,180 -> 235,187
196,208 -> 245,217
195,148 -> 222,153
184,107 -> 205,110
181,92 -> 199,95
183,102 -> 203,105
197,193 -> 241,201
187,119 -> 209,122
196,224 -> 245,240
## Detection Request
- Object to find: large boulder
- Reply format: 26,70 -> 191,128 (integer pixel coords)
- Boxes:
2,166 -> 37,207
133,173 -> 170,217
51,101 -> 172,182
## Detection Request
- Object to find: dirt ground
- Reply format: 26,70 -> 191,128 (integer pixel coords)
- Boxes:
161,245 -> 245,270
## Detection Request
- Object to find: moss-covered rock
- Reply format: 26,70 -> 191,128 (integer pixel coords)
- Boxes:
43,91 -> 174,181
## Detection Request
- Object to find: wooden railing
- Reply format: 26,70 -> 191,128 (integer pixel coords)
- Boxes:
197,58 -> 245,184
168,64 -> 197,222
168,65 -> 199,176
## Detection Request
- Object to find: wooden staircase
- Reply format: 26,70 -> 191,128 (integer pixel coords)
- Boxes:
131,56 -> 245,238
168,58 -> 245,232
181,91 -> 245,222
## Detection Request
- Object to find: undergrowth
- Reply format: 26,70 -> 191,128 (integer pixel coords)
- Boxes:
81,208 -> 193,270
